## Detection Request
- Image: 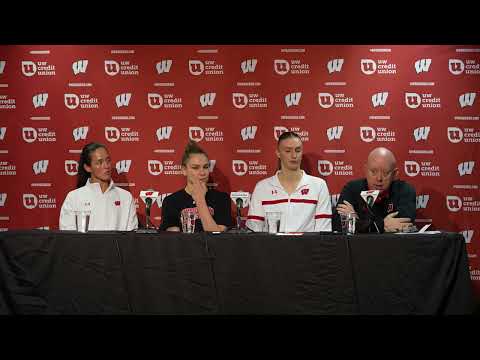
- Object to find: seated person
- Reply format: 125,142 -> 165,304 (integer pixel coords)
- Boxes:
59,142 -> 138,231
246,131 -> 332,232
332,147 -> 415,233
159,141 -> 232,232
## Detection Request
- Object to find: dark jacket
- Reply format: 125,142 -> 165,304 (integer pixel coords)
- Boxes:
332,179 -> 416,233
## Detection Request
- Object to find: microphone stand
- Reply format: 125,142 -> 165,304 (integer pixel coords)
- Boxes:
228,198 -> 250,233
365,203 -> 380,233
136,198 -> 158,233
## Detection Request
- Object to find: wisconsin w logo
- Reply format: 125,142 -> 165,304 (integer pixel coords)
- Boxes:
326,126 -> 343,141
0,127 -> 6,140
0,193 -> 7,207
104,60 -> 120,76
105,127 -> 120,143
148,160 -> 163,175
318,160 -> 333,176
23,194 -> 38,209
200,92 -> 216,107
0,60 -> 5,74
414,58 -> 431,73
241,59 -> 257,73
116,160 -> 132,174
73,126 -> 89,141
64,93 -> 79,109
273,126 -> 289,141
318,93 -> 334,108
458,92 -> 476,108
148,93 -> 163,109
32,160 -> 49,175
72,60 -> 88,75
360,59 -> 376,75
156,59 -> 172,74
274,59 -> 289,75
416,195 -> 429,209
21,61 -> 37,76
461,230 -> 473,244
116,93 -> 132,107
458,161 -> 474,176
405,92 -> 421,109
156,126 -> 173,141
285,92 -> 301,107
413,127 -> 430,141
327,58 -> 344,73
371,92 -> 388,107
32,93 -> 48,108
241,126 -> 257,141
232,93 -> 248,109
22,127 -> 38,143
189,60 -> 204,75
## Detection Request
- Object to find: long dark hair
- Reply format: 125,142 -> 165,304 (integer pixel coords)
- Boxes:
77,142 -> 107,188
277,131 -> 302,169
181,140 -> 208,166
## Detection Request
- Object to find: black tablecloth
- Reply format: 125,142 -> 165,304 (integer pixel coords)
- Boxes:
0,230 -> 474,315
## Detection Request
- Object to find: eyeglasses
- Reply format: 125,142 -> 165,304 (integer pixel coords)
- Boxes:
367,168 -> 396,178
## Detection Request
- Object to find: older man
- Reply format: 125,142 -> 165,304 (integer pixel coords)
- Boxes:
332,147 -> 416,233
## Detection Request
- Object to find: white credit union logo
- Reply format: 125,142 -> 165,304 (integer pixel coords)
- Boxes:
232,93 -> 248,109
104,60 -> 120,76
318,160 -> 333,176
65,160 -> 79,176
405,92 -> 421,109
189,127 -> 204,142
23,194 -> 38,209
446,195 -> 462,212
22,61 -> 37,76
105,126 -> 120,143
318,93 -> 334,108
64,93 -> 79,110
148,160 -> 163,175
148,93 -> 163,109
447,127 -> 463,143
274,59 -> 290,75
404,161 -> 420,177
232,160 -> 248,176
189,60 -> 204,75
360,127 -> 376,142
449,59 -> 465,75
273,126 -> 289,141
361,59 -> 376,75
22,127 -> 38,143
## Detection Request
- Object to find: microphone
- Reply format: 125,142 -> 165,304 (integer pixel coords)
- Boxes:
140,190 -> 159,229
230,191 -> 250,231
360,190 -> 380,233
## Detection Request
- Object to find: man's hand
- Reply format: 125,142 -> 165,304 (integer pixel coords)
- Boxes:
336,200 -> 359,219
383,211 -> 413,232
190,178 -> 207,204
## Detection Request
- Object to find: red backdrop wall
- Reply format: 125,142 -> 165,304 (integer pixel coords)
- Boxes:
0,44 -> 479,297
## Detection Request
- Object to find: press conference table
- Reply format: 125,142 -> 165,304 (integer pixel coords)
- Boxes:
0,230 -> 474,315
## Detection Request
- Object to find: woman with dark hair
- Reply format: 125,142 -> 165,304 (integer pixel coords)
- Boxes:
246,131 -> 332,232
59,142 -> 138,231
159,141 -> 232,232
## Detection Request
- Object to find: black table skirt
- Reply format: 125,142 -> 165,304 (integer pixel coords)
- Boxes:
0,230 -> 474,315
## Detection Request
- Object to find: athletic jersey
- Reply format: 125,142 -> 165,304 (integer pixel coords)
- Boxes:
246,170 -> 332,232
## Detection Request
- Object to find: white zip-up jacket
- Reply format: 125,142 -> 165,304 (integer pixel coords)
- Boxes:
246,171 -> 332,232
59,179 -> 138,231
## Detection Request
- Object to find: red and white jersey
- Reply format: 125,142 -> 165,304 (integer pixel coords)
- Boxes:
246,171 -> 332,232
